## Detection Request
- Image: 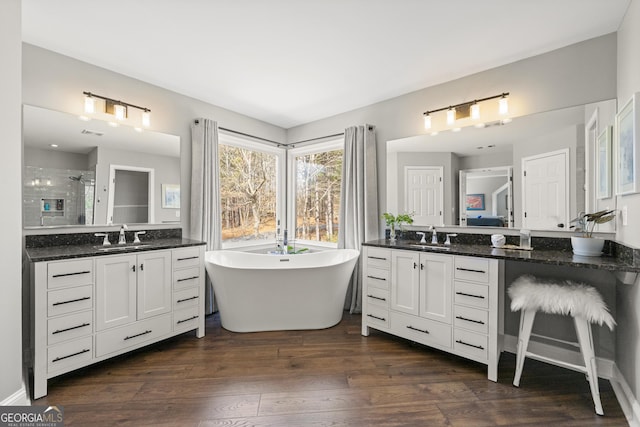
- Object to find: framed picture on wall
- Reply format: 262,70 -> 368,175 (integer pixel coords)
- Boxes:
162,184 -> 180,208
596,125 -> 612,199
616,93 -> 640,195
466,194 -> 485,211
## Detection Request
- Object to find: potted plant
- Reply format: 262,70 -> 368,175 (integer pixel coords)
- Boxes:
569,209 -> 615,256
382,212 -> 414,242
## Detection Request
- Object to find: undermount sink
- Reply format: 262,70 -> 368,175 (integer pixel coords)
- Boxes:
93,244 -> 151,252
409,244 -> 450,251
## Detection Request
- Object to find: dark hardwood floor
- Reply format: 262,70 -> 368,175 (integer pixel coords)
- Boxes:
36,313 -> 627,426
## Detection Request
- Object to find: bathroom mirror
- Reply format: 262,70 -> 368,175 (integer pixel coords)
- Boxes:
387,100 -> 617,231
23,105 -> 181,228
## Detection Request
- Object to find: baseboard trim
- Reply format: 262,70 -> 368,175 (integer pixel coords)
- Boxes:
503,334 -> 614,379
610,365 -> 640,427
1,384 -> 29,406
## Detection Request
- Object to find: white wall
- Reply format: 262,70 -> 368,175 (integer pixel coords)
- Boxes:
22,43 -> 287,236
615,0 -> 640,411
1,0 -> 27,405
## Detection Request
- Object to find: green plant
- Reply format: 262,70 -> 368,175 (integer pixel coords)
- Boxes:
570,209 -> 615,237
287,246 -> 308,254
382,212 -> 414,229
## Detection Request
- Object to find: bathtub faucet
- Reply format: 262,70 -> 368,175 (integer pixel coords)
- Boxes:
282,230 -> 288,254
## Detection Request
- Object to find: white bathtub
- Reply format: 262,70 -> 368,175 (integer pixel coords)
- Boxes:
204,249 -> 360,332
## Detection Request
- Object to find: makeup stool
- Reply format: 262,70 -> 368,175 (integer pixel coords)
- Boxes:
508,275 -> 615,415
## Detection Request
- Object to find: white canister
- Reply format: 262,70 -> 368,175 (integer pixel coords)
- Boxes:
491,234 -> 506,247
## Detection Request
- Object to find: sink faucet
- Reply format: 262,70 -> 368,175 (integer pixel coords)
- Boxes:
133,231 -> 146,244
118,224 -> 128,245
429,226 -> 438,244
444,233 -> 458,245
416,232 -> 427,244
95,233 -> 111,246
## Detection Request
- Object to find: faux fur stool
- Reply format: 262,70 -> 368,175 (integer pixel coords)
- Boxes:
508,274 -> 615,416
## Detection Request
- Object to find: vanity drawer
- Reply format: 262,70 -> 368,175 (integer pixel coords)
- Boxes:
47,285 -> 93,317
47,259 -> 93,289
454,257 -> 490,283
365,287 -> 389,308
96,314 -> 171,357
173,306 -> 200,332
172,247 -> 201,269
364,305 -> 390,330
390,311 -> 451,349
454,281 -> 489,309
47,310 -> 93,346
174,287 -> 200,309
366,267 -> 390,290
366,248 -> 391,269
454,328 -> 488,361
454,305 -> 488,334
47,336 -> 93,374
173,267 -> 201,290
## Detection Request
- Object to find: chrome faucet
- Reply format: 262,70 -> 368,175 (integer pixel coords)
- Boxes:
429,226 -> 438,244
444,233 -> 458,245
95,232 -> 111,246
416,232 -> 427,244
133,231 -> 146,244
282,229 -> 288,254
118,224 -> 128,245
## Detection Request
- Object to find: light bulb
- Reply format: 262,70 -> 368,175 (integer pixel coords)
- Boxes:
423,114 -> 431,130
499,96 -> 509,115
142,110 -> 151,127
114,104 -> 126,121
471,103 -> 480,120
84,95 -> 95,114
446,108 -> 456,125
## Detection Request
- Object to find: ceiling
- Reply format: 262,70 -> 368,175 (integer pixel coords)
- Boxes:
21,0 -> 630,129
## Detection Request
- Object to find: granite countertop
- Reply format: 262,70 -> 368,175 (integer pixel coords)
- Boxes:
363,239 -> 640,273
26,237 -> 205,262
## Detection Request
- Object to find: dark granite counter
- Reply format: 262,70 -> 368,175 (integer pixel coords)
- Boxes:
25,229 -> 206,262
363,239 -> 640,273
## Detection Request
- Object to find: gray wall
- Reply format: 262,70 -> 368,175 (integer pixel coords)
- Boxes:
616,0 -> 640,406
22,43 -> 288,237
24,146 -> 90,170
1,0 -> 25,404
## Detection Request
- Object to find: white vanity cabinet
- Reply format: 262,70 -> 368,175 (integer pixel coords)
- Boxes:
30,245 -> 205,399
362,246 -> 503,381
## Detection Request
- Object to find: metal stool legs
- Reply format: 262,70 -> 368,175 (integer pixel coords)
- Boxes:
574,315 -> 604,416
513,308 -> 536,388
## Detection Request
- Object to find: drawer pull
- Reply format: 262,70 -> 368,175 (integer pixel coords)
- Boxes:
177,276 -> 199,282
52,322 -> 91,335
177,296 -> 198,303
407,325 -> 429,335
368,256 -> 388,261
456,316 -> 485,325
367,275 -> 386,281
177,315 -> 199,324
456,339 -> 484,350
52,296 -> 90,306
366,295 -> 387,302
177,256 -> 199,261
52,348 -> 90,362
455,291 -> 485,299
367,314 -> 386,321
456,267 -> 486,274
124,330 -> 152,341
51,270 -> 91,278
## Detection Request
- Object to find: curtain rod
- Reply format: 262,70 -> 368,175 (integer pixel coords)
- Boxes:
218,126 -> 286,147
288,132 -> 345,146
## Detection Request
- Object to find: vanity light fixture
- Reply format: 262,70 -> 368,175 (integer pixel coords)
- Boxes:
423,92 -> 510,131
82,91 -> 151,128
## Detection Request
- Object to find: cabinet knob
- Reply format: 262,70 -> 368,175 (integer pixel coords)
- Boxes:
140,263 -> 144,271
131,265 -> 136,272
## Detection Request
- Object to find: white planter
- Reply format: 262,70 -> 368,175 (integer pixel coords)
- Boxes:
571,236 -> 605,257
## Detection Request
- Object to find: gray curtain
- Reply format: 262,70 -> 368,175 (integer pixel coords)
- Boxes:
190,118 -> 222,315
338,124 -> 379,313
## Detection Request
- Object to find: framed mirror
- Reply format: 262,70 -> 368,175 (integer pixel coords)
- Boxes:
23,105 -> 181,228
387,100 -> 617,232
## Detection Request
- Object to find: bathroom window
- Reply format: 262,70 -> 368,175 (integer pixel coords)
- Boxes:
288,139 -> 344,246
219,133 -> 285,248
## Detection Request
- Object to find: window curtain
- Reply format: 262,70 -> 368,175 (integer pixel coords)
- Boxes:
338,124 -> 379,313
190,118 -> 222,315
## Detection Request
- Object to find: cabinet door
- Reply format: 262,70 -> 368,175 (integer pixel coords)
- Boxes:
391,251 -> 420,315
96,255 -> 136,331
137,250 -> 172,320
419,253 -> 452,324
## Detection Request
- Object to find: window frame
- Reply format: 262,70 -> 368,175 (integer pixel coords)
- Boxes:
287,138 -> 344,248
218,131 -> 286,250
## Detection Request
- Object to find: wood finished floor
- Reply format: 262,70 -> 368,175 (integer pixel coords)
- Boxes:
35,313 -> 627,426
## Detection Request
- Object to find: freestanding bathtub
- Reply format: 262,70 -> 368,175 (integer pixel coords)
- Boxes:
204,249 -> 359,332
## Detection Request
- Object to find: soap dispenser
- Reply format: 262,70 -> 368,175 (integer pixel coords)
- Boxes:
519,229 -> 531,249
